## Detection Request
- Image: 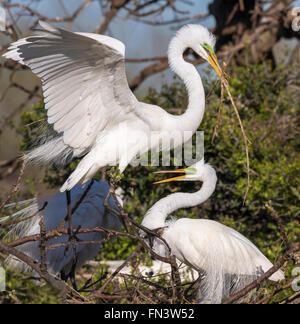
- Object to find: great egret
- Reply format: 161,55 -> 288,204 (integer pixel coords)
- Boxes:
141,160 -> 284,303
3,180 -> 122,286
3,22 -> 222,192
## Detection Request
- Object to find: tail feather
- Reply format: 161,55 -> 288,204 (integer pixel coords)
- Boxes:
2,198 -> 36,211
3,199 -> 41,272
60,153 -> 98,192
26,135 -> 74,166
1,199 -> 39,241
269,269 -> 285,282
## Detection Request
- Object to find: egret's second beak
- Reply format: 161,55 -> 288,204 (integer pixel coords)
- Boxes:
153,169 -> 186,184
208,53 -> 222,78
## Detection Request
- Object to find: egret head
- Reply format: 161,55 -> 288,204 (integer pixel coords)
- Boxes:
169,24 -> 222,77
153,159 -> 217,184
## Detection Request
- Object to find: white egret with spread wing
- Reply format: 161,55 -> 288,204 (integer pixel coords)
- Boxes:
3,22 -> 222,192
2,180 -> 122,287
141,160 -> 284,303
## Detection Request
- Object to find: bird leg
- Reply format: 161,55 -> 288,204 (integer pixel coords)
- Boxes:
60,262 -> 78,291
69,260 -> 78,291
65,190 -> 80,285
65,190 -> 81,242
66,190 -> 74,239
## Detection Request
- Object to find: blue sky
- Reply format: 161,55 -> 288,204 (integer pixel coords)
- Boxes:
5,0 -> 300,94
10,0 -> 214,94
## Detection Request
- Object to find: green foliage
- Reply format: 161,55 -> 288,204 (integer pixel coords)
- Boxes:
121,62 -> 300,256
1,270 -> 61,304
2,61 -> 299,304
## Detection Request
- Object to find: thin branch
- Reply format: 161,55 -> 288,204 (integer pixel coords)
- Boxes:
0,241 -> 69,297
0,201 -> 48,229
7,226 -> 136,248
131,12 -> 209,26
221,75 -> 251,202
222,243 -> 300,304
88,244 -> 141,299
2,0 -> 93,23
266,202 -> 291,250
39,215 -> 48,273
212,79 -> 224,143
0,159 -> 26,212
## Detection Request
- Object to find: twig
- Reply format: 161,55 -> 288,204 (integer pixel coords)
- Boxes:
280,290 -> 300,304
119,273 -> 169,295
0,241 -> 69,297
0,158 -> 22,180
107,170 -> 184,303
212,78 -> 224,143
0,201 -> 48,228
65,180 -> 94,221
170,255 -> 184,303
88,244 -> 141,300
65,189 -> 78,288
0,159 -> 26,212
222,243 -> 300,304
257,280 -> 293,304
265,202 -> 291,250
7,226 -> 136,248
131,13 -> 209,26
45,234 -> 113,252
39,216 -> 47,273
221,76 -> 251,202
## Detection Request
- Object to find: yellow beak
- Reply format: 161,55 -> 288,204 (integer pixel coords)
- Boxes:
208,53 -> 222,78
153,169 -> 186,184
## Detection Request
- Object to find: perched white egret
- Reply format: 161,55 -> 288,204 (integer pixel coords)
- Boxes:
3,22 -> 222,192
2,180 -> 122,285
141,160 -> 284,304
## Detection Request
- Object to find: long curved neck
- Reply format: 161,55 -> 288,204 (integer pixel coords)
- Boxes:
168,37 -> 205,132
141,166 -> 217,230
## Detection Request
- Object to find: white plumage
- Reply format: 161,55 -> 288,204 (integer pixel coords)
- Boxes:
3,22 -> 222,191
141,160 -> 284,303
3,180 -> 121,279
2,162 -> 284,301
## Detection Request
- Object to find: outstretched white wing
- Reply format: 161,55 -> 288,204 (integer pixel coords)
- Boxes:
3,21 -> 138,155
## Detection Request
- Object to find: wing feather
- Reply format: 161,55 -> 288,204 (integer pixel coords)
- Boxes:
3,21 -> 138,155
